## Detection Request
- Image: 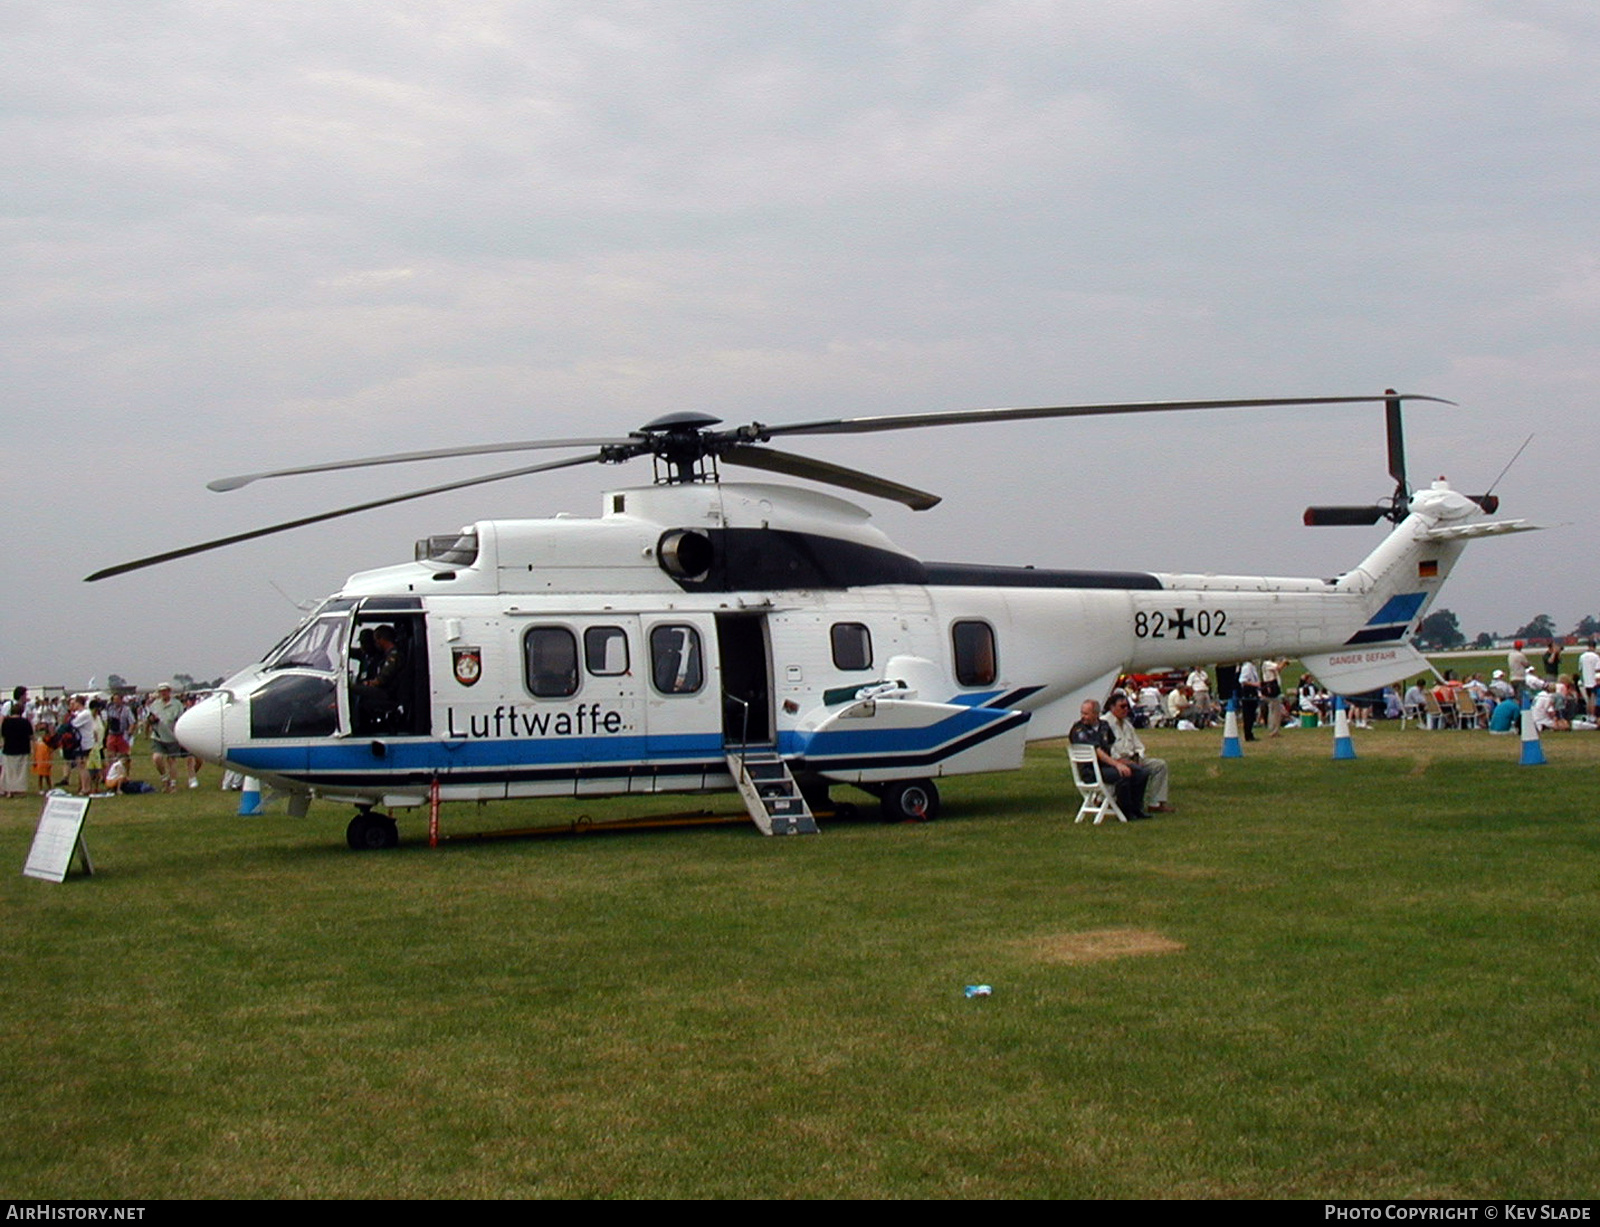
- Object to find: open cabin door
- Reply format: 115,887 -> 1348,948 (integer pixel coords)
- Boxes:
348,604 -> 431,737
714,612 -> 816,835
716,612 -> 772,749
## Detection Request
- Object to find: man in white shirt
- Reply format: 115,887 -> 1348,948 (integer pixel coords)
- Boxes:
1186,667 -> 1211,715
0,686 -> 33,720
1508,641 -> 1531,688
1579,641 -> 1599,718
1103,694 -> 1174,813
1237,659 -> 1262,741
1262,658 -> 1287,736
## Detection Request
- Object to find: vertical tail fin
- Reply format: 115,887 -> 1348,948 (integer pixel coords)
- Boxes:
1301,481 -> 1535,694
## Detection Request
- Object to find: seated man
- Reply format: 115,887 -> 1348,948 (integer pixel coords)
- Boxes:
1463,674 -> 1491,715
351,625 -> 407,731
1403,678 -> 1433,727
1103,693 -> 1174,813
1166,685 -> 1192,725
1068,698 -> 1151,820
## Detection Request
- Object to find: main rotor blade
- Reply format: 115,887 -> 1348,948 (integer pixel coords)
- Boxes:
721,444 -> 942,510
207,435 -> 627,492
755,394 -> 1455,441
87,451 -> 606,582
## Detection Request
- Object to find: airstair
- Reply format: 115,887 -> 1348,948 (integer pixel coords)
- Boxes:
727,751 -> 818,836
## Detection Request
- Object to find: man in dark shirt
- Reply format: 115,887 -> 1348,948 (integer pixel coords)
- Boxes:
1068,698 -> 1150,819
352,625 -> 407,731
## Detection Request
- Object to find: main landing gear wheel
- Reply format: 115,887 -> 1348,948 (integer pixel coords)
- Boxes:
879,779 -> 939,823
347,809 -> 399,850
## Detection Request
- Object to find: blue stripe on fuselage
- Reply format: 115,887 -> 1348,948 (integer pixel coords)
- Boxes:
227,699 -> 1028,782
781,703 -> 1018,760
228,732 -> 721,776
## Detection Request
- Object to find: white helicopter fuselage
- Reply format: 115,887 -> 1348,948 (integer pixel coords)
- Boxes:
174,479 -> 1518,821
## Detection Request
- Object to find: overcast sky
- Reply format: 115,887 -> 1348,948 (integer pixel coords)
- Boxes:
5,0 -> 1597,688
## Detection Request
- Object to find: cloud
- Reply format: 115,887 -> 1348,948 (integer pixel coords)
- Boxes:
3,0 -> 1598,683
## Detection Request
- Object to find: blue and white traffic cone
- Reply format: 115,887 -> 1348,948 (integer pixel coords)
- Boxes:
239,776 -> 263,815
1221,697 -> 1244,758
1332,695 -> 1357,760
1519,694 -> 1547,766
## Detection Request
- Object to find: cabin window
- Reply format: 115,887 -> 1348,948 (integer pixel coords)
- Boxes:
650,624 -> 704,694
584,626 -> 630,676
952,620 -> 998,687
523,627 -> 580,698
830,622 -> 873,671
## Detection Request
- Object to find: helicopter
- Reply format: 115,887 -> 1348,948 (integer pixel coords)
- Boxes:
88,391 -> 1531,849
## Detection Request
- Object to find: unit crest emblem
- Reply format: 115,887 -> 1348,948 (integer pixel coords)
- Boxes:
452,647 -> 483,687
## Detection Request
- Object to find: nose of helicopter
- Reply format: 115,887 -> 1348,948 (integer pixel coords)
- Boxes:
175,693 -> 227,764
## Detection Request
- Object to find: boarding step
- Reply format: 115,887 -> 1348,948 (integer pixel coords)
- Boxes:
726,751 -> 819,836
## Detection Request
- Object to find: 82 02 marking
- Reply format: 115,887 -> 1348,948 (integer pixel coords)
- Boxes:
1134,607 -> 1227,640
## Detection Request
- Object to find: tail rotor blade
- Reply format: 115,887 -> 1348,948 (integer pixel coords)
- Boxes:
1303,505 -> 1389,527
1384,388 -> 1408,497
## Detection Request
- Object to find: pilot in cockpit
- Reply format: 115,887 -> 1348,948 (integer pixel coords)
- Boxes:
352,624 -> 406,731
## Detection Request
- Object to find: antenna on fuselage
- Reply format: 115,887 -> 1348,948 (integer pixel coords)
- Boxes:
268,579 -> 319,612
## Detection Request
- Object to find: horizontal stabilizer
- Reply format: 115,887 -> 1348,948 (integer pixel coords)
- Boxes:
1301,644 -> 1429,696
1421,518 -> 1539,541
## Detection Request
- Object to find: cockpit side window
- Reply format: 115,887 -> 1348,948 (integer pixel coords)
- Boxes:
250,675 -> 338,738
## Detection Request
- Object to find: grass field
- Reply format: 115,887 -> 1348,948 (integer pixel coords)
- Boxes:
4,722 -> 1598,1199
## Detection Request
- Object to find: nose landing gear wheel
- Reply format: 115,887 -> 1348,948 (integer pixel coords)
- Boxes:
347,809 -> 400,850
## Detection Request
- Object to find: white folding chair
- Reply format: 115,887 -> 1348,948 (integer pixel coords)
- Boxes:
1069,744 -> 1127,824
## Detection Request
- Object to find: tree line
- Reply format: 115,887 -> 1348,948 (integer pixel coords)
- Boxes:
1412,610 -> 1600,651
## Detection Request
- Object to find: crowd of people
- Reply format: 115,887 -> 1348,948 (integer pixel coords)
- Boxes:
1109,661 -> 1360,742
1103,638 -> 1599,745
0,683 -> 205,799
1066,640 -> 1598,822
1401,638 -> 1599,733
